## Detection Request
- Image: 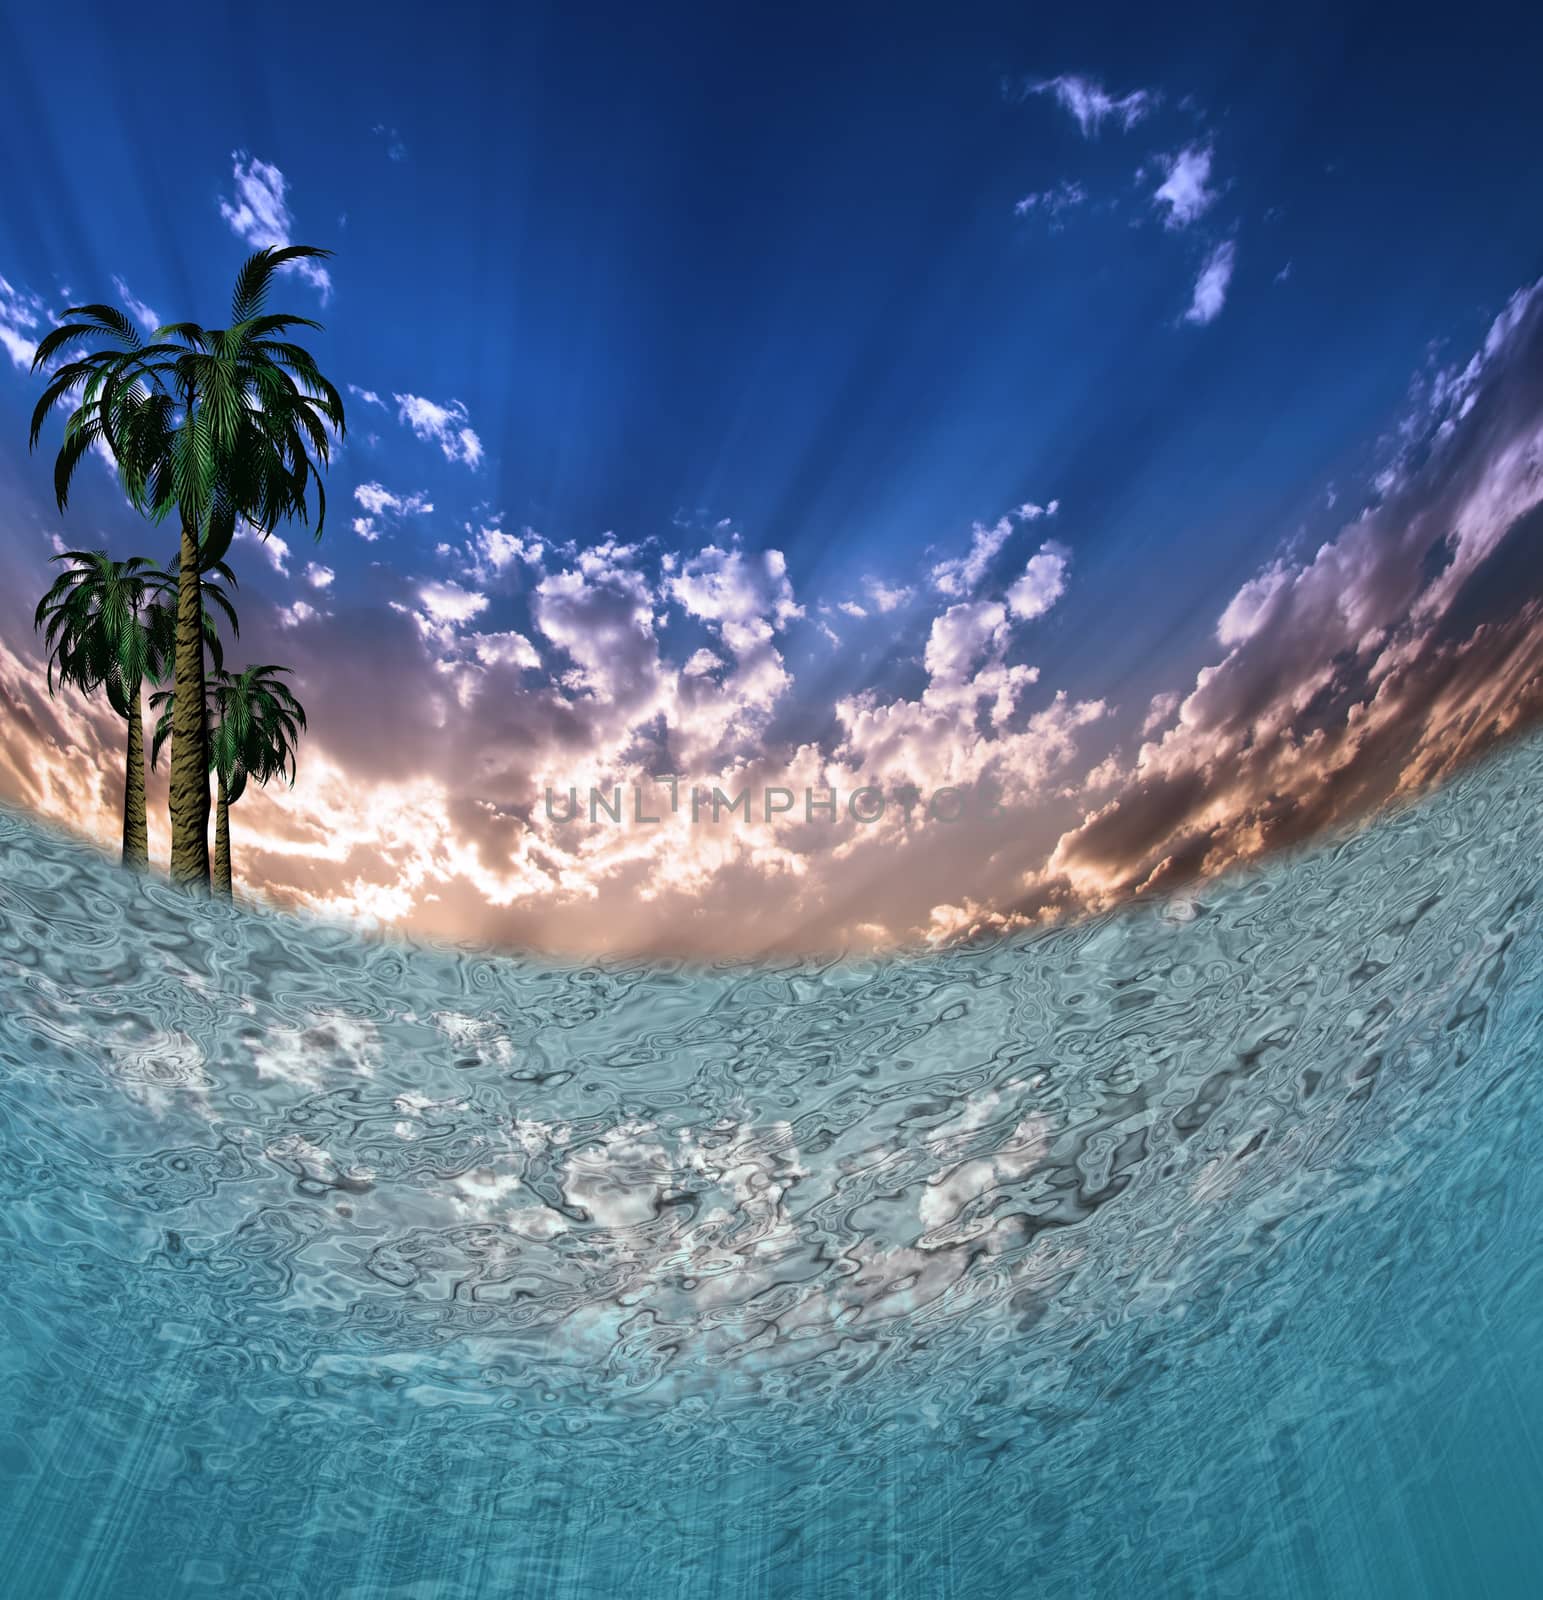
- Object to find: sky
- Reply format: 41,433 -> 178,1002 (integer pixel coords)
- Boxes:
0,0 -> 1541,957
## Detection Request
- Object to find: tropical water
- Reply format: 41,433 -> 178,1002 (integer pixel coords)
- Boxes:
1,734 -> 1541,1600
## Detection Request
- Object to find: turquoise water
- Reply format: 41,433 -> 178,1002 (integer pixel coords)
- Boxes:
1,736 -> 1541,1599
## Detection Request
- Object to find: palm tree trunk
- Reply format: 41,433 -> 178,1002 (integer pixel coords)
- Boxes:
121,680 -> 149,867
168,521 -> 210,886
214,772 -> 233,901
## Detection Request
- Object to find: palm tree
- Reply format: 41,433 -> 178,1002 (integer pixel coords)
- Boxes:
33,551 -> 173,866
152,665 -> 306,901
29,245 -> 344,888
33,553 -> 241,867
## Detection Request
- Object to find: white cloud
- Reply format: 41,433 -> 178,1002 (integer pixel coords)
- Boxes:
418,580 -> 489,628
1141,690 -> 1181,736
1153,146 -> 1218,230
394,578 -> 495,663
352,482 -> 432,544
667,544 -> 803,655
394,393 -> 483,467
837,600 -> 867,619
1013,180 -> 1087,227
348,385 -> 386,408
1006,541 -> 1070,620
1184,241 -> 1236,327
682,648 -> 722,678
111,275 -> 160,333
924,600 -> 1012,687
532,543 -> 670,727
463,523 -> 543,583
1215,559 -> 1289,645
354,482 -> 433,517
931,501 -> 1060,597
931,518 -> 1012,597
275,599 -> 320,629
0,273 -> 44,369
218,153 -> 333,301
238,523 -> 290,575
306,563 -> 335,589
864,578 -> 914,613
1033,75 -> 1154,136
665,545 -> 804,754
469,630 -> 541,671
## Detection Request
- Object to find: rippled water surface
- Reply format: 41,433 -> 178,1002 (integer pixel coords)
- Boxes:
2,736 -> 1542,1598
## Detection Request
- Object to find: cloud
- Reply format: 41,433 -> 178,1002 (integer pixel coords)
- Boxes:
390,579 -> 494,659
1006,541 -> 1070,620
1032,75 -> 1155,136
348,385 -> 386,408
864,578 -> 913,613
418,580 -> 489,628
1184,241 -> 1235,326
922,599 -> 1013,688
394,393 -> 483,467
664,544 -> 804,756
0,273 -> 44,368
667,544 -> 802,648
306,563 -> 335,590
931,519 -> 1013,597
1153,146 -> 1218,230
1141,690 -> 1181,736
355,482 -> 433,518
218,153 -> 333,301
110,275 -> 160,333
469,630 -> 541,671
1013,180 -> 1087,227
463,523 -> 543,584
352,481 -> 433,541
1048,276 -> 1543,909
530,541 -> 673,738
238,523 -> 291,576
372,124 -> 408,162
931,501 -> 1059,597
275,599 -> 321,629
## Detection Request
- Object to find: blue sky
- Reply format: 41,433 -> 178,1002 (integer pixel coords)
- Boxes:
1,0 -> 1541,953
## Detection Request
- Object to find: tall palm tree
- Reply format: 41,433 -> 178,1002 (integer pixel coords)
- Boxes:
33,553 -> 240,867
29,245 -> 344,888
152,665 -> 306,901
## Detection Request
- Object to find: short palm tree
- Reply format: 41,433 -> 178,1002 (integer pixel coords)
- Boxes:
33,551 -> 174,865
29,245 -> 344,888
152,665 -> 306,900
34,552 -> 240,867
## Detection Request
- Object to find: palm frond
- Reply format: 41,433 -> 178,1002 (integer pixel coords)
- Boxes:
230,245 -> 332,324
